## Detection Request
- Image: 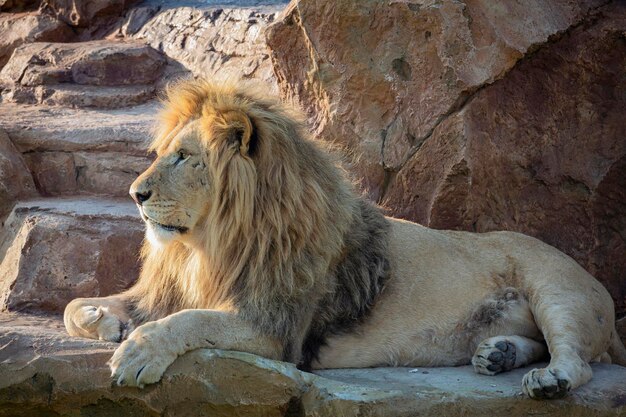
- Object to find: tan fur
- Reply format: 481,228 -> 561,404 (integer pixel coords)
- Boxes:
64,79 -> 625,398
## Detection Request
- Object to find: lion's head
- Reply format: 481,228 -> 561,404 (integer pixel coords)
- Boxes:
126,80 -> 359,322
129,82 -> 262,248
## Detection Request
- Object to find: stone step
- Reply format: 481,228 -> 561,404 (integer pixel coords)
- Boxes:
4,83 -> 158,109
0,102 -> 155,197
0,40 -> 167,108
0,197 -> 143,314
0,313 -> 624,416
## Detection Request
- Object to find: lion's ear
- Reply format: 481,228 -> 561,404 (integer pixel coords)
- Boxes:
220,110 -> 257,156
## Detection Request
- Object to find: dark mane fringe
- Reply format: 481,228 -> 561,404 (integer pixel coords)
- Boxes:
299,200 -> 391,369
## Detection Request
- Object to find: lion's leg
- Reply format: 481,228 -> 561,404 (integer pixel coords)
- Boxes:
521,347 -> 593,400
472,335 -> 547,375
520,270 -> 614,399
64,295 -> 134,342
109,309 -> 283,387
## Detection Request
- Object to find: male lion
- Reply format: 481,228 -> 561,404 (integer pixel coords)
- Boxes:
64,79 -> 626,399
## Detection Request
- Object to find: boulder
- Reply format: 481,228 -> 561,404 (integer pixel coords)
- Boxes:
618,317 -> 626,345
0,102 -> 155,196
0,314 -> 625,417
40,0 -> 133,27
0,40 -> 166,108
267,1 -> 626,314
0,0 -> 39,12
0,12 -> 73,69
121,5 -> 283,88
267,0 -> 605,199
383,3 -> 626,314
0,198 -> 143,313
0,129 -> 36,224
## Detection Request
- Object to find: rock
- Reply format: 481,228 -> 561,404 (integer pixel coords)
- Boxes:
0,0 -> 39,12
0,314 -> 625,416
0,41 -> 166,108
120,5 -> 284,88
0,12 -> 73,69
0,129 -> 36,224
618,317 -> 626,345
268,1 -> 626,315
384,3 -> 626,315
0,198 -> 143,313
34,84 -> 157,109
0,103 -> 155,196
267,0 -> 605,199
40,0 -> 132,27
0,102 -> 156,153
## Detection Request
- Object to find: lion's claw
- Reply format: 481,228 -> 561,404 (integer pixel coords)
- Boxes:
109,322 -> 178,388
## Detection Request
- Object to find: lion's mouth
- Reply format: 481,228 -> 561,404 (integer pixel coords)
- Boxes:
140,211 -> 188,234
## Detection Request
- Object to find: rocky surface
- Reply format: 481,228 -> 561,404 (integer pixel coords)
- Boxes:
0,314 -> 625,417
267,0 -> 626,315
40,0 -> 135,28
0,103 -> 155,196
0,12 -> 74,68
0,199 -> 143,313
116,3 -> 286,88
0,40 -> 166,108
0,129 -> 36,223
0,0 -> 39,11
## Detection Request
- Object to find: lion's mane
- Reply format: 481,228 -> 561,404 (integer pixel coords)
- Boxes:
125,80 -> 391,366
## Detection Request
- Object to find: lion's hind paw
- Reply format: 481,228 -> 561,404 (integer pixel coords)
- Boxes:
522,367 -> 571,399
472,339 -> 516,375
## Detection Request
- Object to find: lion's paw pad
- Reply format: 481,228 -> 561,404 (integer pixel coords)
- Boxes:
472,339 -> 516,375
522,368 -> 571,399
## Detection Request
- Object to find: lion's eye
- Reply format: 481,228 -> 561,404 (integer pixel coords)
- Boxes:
175,150 -> 189,165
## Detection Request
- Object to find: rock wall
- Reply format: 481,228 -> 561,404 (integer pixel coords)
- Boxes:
267,0 -> 626,315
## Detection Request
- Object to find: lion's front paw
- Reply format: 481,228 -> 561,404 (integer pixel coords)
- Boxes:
522,367 -> 571,399
109,322 -> 178,388
472,339 -> 516,375
71,305 -> 132,342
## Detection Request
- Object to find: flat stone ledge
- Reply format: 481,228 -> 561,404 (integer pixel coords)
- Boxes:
0,314 -> 624,417
0,102 -> 157,154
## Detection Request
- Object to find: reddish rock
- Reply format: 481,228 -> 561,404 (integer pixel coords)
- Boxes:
0,130 -> 36,223
40,0 -> 133,27
0,12 -> 73,68
384,4 -> 626,314
0,198 -> 143,313
0,0 -> 39,12
267,0 -> 605,199
72,151 -> 151,196
618,318 -> 626,345
0,40 -> 166,107
122,6 -> 281,88
0,102 -> 156,154
0,103 -> 155,196
1,40 -> 165,86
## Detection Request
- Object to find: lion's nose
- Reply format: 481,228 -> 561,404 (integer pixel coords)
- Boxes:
131,191 -> 152,205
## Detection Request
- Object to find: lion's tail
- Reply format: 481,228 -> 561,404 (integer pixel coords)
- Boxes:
608,325 -> 626,367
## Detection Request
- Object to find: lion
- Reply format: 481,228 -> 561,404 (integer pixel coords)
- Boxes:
64,79 -> 626,399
